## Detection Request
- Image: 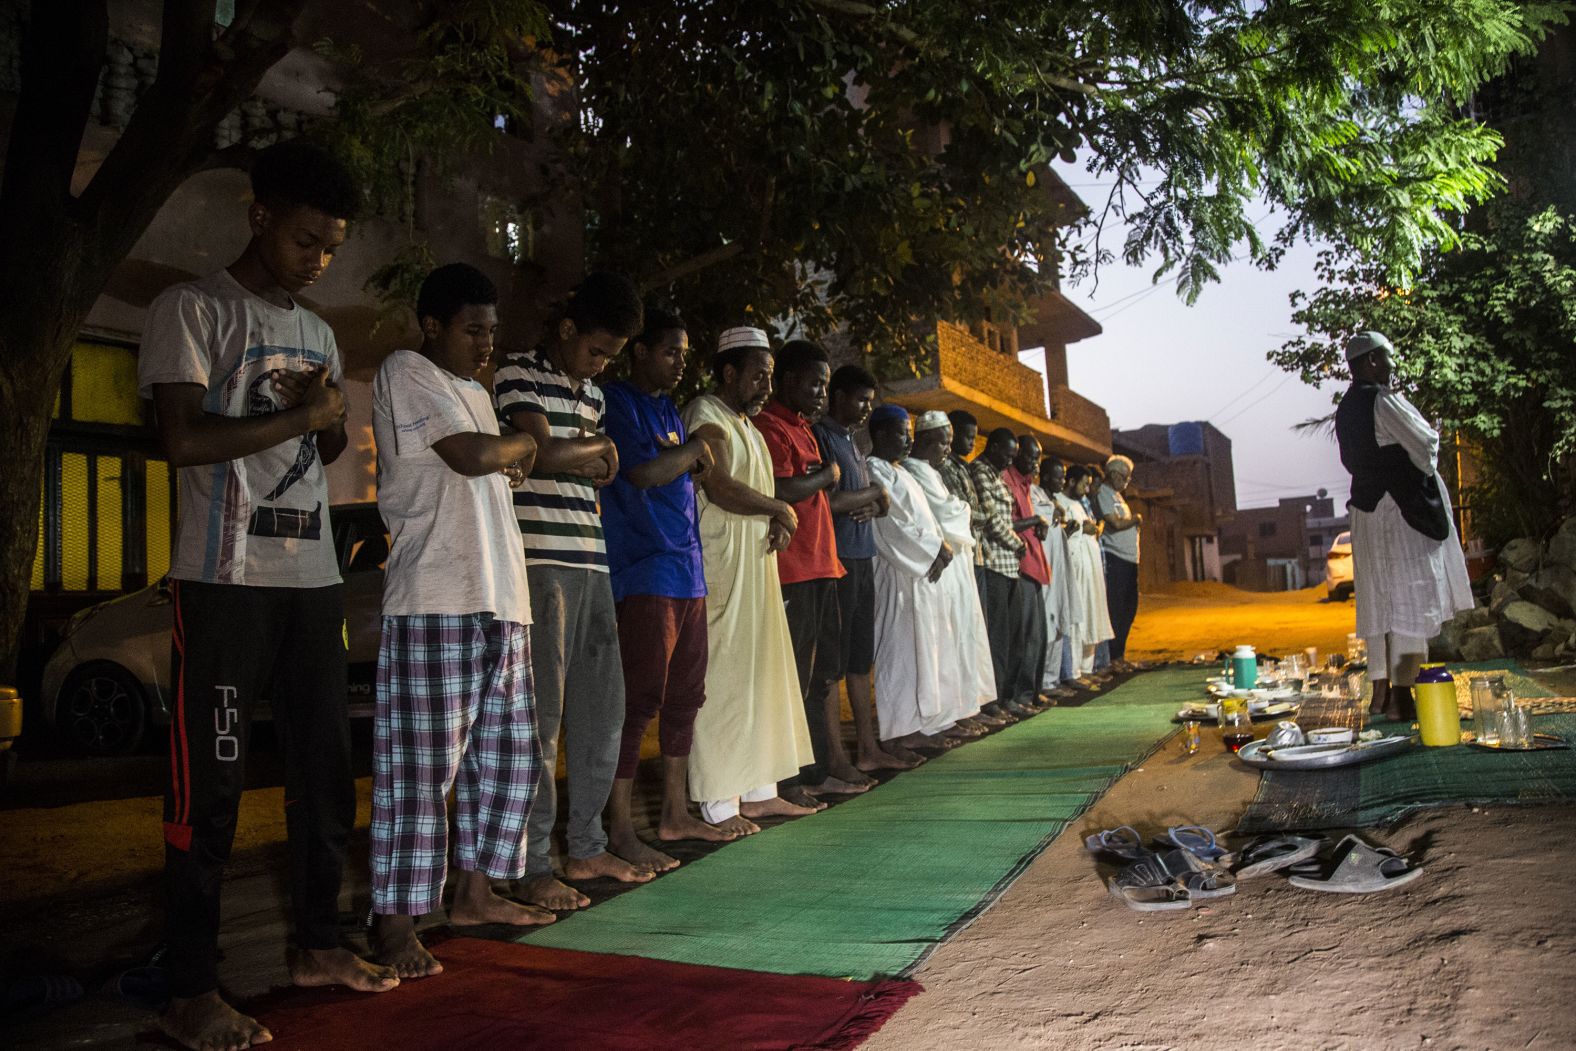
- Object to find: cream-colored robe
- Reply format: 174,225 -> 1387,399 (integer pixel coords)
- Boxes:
680,394 -> 812,801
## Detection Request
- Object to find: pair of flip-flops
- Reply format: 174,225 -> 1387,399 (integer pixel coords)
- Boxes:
1086,825 -> 1238,911
1232,832 -> 1423,892
1085,824 -> 1233,864
1281,834 -> 1424,893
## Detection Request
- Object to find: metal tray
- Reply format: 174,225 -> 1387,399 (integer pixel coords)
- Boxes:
1176,702 -> 1300,723
1465,732 -> 1569,752
1236,734 -> 1416,770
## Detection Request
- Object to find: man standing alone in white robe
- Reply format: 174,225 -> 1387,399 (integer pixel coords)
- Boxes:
1335,331 -> 1473,720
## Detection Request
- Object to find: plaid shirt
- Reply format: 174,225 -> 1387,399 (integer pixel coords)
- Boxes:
969,459 -> 1027,577
939,454 -> 986,566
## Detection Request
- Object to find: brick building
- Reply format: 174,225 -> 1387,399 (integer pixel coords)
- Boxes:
1112,421 -> 1237,584
1218,491 -> 1349,591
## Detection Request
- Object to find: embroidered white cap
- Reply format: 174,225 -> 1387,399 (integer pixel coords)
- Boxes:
717,326 -> 771,353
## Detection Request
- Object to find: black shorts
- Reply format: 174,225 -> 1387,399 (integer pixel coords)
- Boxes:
835,557 -> 876,677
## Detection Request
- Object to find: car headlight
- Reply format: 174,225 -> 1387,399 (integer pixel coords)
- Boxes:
63,604 -> 104,639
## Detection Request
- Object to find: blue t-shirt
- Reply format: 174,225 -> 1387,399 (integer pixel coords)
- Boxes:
601,380 -> 707,601
812,418 -> 876,560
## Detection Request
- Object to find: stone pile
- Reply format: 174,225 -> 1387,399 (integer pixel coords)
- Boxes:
1433,518 -> 1576,663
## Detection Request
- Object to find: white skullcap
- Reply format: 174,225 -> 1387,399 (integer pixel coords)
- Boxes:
1344,331 -> 1393,362
717,326 -> 771,353
913,410 -> 951,432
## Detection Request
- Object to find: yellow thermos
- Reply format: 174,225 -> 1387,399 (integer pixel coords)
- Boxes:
1413,664 -> 1460,746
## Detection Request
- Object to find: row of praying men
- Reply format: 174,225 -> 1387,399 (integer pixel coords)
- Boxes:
132,139 -> 1148,1050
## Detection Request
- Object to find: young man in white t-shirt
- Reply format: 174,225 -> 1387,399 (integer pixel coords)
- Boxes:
368,263 -> 553,978
137,141 -> 397,1051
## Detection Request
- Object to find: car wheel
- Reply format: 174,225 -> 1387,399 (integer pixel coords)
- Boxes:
57,662 -> 148,757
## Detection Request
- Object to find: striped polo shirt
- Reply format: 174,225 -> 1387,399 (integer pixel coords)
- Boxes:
492,346 -> 608,571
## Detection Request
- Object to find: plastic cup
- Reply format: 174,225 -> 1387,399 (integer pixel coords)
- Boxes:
1471,677 -> 1507,744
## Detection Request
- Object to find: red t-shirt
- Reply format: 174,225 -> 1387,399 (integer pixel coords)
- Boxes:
755,400 -> 845,584
1003,465 -> 1051,587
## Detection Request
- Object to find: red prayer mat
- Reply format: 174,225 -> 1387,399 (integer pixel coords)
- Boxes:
242,937 -> 921,1050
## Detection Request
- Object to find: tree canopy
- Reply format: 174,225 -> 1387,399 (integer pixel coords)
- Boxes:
552,0 -> 1566,372
1274,199 -> 1576,542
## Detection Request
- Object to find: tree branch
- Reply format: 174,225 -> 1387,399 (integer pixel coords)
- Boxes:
639,242 -> 746,291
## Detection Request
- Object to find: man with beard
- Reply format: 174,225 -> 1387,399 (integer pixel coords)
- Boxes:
904,411 -> 999,730
681,328 -> 818,832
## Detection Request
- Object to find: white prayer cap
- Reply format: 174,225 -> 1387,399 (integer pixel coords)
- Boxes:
1344,331 -> 1393,362
913,410 -> 950,433
717,326 -> 771,353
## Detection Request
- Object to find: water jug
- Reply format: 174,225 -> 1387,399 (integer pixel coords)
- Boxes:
1231,645 -> 1258,689
1413,663 -> 1460,746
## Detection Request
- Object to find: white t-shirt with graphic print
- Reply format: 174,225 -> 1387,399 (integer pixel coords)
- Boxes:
138,269 -> 343,588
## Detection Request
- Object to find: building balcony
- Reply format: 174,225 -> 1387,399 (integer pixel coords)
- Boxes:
885,321 -> 1112,462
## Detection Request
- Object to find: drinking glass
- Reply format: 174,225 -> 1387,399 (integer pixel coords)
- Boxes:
1471,677 -> 1508,745
1495,705 -> 1531,749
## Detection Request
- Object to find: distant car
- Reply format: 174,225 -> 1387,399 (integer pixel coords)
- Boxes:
40,503 -> 389,757
1326,531 -> 1354,601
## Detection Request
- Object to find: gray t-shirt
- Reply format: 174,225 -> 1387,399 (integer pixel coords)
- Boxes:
373,350 -> 530,624
1094,483 -> 1140,564
138,270 -> 342,588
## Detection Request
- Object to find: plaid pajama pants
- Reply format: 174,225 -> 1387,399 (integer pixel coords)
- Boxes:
371,613 -> 539,916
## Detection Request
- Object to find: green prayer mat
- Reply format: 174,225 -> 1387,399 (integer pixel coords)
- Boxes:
519,668 -> 1191,980
1239,661 -> 1575,832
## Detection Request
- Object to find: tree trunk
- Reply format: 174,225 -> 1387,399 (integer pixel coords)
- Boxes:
0,0 -> 308,681
0,290 -> 90,683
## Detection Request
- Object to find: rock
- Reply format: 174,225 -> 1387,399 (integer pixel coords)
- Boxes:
1532,640 -> 1560,661
1548,519 -> 1576,571
1459,625 -> 1506,662
1517,565 -> 1576,618
1499,600 -> 1563,653
1461,606 -> 1497,629
1490,580 -> 1518,615
1431,620 -> 1464,661
1499,537 -> 1541,573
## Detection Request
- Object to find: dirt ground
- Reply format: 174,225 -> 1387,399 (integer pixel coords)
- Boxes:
1125,581 -> 1357,664
6,583 -> 1572,1051
865,728 -> 1576,1051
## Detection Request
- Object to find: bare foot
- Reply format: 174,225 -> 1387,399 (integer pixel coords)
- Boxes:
369,918 -> 443,979
777,786 -> 830,810
805,775 -> 872,796
741,794 -> 821,818
708,814 -> 761,837
517,874 -> 591,910
289,946 -> 398,993
825,759 -> 877,788
449,892 -> 557,927
857,745 -> 920,771
564,851 -> 656,884
883,742 -> 926,765
606,833 -> 681,872
943,723 -> 982,739
161,991 -> 272,1051
658,811 -> 741,843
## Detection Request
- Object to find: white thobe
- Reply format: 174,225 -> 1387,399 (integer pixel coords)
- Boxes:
903,458 -> 996,717
867,458 -> 957,739
1032,484 -> 1075,688
1054,492 -> 1114,674
1352,390 -> 1474,681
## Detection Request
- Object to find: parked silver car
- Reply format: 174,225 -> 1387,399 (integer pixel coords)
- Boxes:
1326,530 -> 1354,601
40,504 -> 388,756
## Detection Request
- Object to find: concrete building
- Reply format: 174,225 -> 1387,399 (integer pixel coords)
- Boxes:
1218,491 -> 1349,591
1112,421 -> 1237,584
